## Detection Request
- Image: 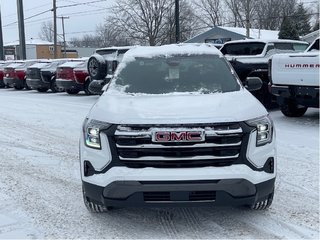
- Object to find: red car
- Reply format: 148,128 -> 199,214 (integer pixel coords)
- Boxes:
4,60 -> 50,90
56,59 -> 91,95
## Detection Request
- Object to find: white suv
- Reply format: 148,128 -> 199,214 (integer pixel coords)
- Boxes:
80,44 -> 276,212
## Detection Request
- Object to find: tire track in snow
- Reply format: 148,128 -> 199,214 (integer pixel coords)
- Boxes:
179,208 -> 202,237
157,210 -> 179,238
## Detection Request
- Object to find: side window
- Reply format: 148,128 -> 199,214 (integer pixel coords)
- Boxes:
293,43 -> 309,51
266,44 -> 275,53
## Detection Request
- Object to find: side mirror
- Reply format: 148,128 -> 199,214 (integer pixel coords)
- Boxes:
244,77 -> 263,91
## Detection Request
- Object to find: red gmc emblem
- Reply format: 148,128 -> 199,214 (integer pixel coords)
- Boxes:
152,131 -> 204,143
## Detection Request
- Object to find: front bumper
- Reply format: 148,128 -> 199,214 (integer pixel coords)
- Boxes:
83,175 -> 275,207
56,79 -> 83,91
271,85 -> 319,108
3,77 -> 24,88
81,122 -> 276,208
26,78 -> 50,89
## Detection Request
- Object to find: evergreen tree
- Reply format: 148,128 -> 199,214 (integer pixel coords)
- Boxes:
293,3 -> 311,36
279,17 -> 300,40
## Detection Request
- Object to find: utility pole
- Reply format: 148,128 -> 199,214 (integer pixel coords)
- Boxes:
0,6 -> 4,60
17,0 -> 26,59
175,0 -> 180,43
53,0 -> 58,58
58,16 -> 69,58
245,0 -> 250,38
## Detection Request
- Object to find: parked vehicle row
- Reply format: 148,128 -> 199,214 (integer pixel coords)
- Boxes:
0,58 -> 92,95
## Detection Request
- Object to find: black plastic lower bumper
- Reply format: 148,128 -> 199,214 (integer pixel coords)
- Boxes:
271,85 -> 319,108
56,79 -> 83,91
3,77 -> 24,88
26,78 -> 50,90
83,178 -> 275,208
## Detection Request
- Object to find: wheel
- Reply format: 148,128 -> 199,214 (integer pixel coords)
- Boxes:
280,100 -> 308,117
84,77 -> 92,95
37,88 -> 48,93
82,187 -> 111,213
88,54 -> 108,80
251,191 -> 274,210
66,89 -> 80,95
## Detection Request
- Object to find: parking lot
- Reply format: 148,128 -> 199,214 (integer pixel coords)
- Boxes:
0,88 -> 319,239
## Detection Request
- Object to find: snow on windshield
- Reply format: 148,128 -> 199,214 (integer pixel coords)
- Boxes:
108,52 -> 240,95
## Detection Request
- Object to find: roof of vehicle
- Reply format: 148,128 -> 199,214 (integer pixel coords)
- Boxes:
5,62 -> 25,69
124,43 -> 222,59
58,60 -> 86,68
28,62 -> 52,69
222,39 -> 309,45
95,46 -> 135,52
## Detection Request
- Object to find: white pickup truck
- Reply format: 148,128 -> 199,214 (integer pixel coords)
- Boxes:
270,38 -> 319,117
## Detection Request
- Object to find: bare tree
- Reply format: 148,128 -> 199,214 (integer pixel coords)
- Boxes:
96,20 -> 134,46
192,0 -> 224,27
225,0 -> 243,27
111,0 -> 171,46
225,0 -> 258,37
255,0 -> 284,30
38,21 -> 54,42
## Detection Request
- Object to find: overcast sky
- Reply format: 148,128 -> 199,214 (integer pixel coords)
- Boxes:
0,0 -> 317,44
0,0 -> 114,44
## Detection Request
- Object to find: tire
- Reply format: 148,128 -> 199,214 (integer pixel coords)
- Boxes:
14,85 -> 24,90
251,191 -> 274,210
82,187 -> 111,213
88,54 -> 108,80
37,88 -> 48,93
66,89 -> 80,95
24,79 -> 31,90
84,77 -> 92,95
280,100 -> 308,117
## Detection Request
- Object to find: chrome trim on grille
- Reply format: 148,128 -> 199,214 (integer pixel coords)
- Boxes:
116,141 -> 241,149
115,125 -> 243,163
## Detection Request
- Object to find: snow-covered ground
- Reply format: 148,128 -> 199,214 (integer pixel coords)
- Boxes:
0,89 -> 318,239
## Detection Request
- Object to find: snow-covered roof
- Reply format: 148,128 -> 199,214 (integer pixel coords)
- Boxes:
222,39 -> 308,44
58,60 -> 86,68
125,44 -> 222,59
4,39 -> 55,46
219,26 -> 279,40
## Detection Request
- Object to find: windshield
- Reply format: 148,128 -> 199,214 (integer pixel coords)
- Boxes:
112,54 -> 240,94
221,42 -> 266,55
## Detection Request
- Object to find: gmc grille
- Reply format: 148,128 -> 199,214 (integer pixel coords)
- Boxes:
114,124 -> 243,168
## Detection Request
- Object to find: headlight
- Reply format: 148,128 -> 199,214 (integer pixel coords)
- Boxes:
83,118 -> 112,149
246,115 -> 273,146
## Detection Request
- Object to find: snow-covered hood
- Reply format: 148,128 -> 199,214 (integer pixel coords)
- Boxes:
88,89 -> 267,124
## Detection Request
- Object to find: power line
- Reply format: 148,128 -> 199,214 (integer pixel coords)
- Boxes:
3,9 -> 52,27
57,0 -> 107,9
62,0 -> 110,10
